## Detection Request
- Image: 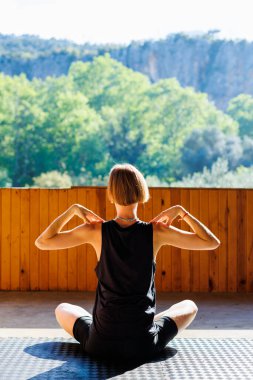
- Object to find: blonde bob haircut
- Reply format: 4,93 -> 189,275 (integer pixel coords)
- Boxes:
107,163 -> 150,206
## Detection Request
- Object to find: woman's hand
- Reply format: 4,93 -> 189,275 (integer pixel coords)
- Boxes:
149,205 -> 185,227
74,204 -> 105,224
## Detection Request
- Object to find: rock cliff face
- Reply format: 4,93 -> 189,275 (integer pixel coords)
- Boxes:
109,35 -> 253,110
1,33 -> 253,110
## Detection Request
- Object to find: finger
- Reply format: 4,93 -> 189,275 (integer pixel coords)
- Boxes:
157,216 -> 167,223
88,211 -> 104,222
89,214 -> 105,223
150,219 -> 165,225
93,215 -> 104,222
91,218 -> 104,223
84,216 -> 91,224
150,216 -> 163,223
96,216 -> 105,222
149,215 -> 162,222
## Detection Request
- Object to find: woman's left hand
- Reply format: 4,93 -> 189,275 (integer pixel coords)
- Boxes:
74,204 -> 105,224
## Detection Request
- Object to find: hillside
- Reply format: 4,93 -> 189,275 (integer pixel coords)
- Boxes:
0,32 -> 252,110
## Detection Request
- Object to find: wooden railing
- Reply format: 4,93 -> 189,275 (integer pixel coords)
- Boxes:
0,187 -> 252,292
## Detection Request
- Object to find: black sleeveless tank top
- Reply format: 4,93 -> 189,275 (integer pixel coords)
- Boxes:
92,219 -> 159,340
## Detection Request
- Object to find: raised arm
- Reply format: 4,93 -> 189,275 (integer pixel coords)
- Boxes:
35,204 -> 104,250
150,205 -> 220,250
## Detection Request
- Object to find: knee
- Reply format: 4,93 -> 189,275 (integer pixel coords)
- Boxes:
183,299 -> 198,314
55,302 -> 71,317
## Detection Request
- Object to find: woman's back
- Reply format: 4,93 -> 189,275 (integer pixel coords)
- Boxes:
92,219 -> 159,340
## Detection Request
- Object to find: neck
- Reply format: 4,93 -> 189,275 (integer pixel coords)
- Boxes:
114,203 -> 138,221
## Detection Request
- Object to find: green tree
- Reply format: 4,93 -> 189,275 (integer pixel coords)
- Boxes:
227,94 -> 253,138
181,127 -> 242,175
140,79 -> 238,182
35,76 -> 109,179
0,73 -> 46,186
69,54 -> 150,111
100,106 -> 148,166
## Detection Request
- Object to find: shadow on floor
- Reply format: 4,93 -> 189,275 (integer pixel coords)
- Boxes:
25,341 -> 177,379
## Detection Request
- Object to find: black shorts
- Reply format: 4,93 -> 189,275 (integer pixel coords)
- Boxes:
73,315 -> 178,360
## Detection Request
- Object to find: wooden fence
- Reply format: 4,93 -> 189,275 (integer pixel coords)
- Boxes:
0,187 -> 252,292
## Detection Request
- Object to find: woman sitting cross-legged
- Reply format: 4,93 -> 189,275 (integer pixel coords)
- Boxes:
35,163 -> 220,360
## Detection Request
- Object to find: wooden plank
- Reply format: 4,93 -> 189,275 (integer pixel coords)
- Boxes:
246,190 -> 253,292
143,187 -> 153,224
152,188 -> 162,291
199,189 -> 210,292
105,187 -> 115,221
39,189 -> 49,290
190,189 -> 200,292
227,190 -> 237,292
237,189 -> 247,293
86,187 -> 98,290
218,189 -> 228,292
58,189 -> 68,290
77,187 -> 87,291
96,187 -> 106,221
20,189 -> 30,290
170,188 -> 181,292
1,189 -> 11,289
209,189 -> 219,292
67,188 -> 78,290
10,189 -> 21,290
30,189 -> 40,290
143,187 -> 153,225
48,189 -> 59,290
160,188 -> 172,291
138,195 -> 144,221
180,188 -> 191,292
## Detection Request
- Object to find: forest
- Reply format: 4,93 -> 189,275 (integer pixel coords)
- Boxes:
0,53 -> 252,188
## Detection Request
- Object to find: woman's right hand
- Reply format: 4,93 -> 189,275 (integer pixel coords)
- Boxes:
74,204 -> 105,224
149,205 -> 186,227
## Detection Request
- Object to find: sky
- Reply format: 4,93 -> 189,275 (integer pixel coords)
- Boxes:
0,0 -> 252,45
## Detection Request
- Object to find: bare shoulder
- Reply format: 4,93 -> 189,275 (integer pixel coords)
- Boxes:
152,222 -> 219,250
72,222 -> 98,240
88,221 -> 103,235
74,221 -> 102,241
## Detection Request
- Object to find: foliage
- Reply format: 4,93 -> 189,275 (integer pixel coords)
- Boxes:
140,79 -> 237,181
69,53 -> 150,111
32,170 -> 72,188
180,127 -> 243,175
171,157 -> 253,188
0,54 -> 251,188
240,135 -> 253,166
227,94 -> 253,138
0,33 -> 98,59
0,167 -> 12,187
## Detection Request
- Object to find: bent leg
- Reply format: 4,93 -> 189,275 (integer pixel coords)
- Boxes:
154,299 -> 198,334
55,302 -> 92,338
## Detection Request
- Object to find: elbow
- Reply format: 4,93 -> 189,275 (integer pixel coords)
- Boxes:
211,237 -> 221,249
35,238 -> 46,250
